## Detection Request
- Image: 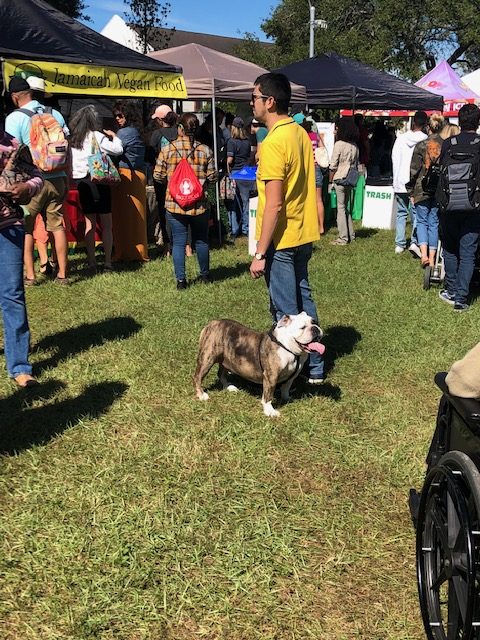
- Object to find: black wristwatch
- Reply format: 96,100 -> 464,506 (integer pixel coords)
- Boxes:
254,252 -> 266,260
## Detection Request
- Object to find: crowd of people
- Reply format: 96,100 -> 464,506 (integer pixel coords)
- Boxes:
392,104 -> 480,312
0,70 -> 478,390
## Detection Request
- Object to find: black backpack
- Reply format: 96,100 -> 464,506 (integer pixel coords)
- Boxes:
436,136 -> 480,212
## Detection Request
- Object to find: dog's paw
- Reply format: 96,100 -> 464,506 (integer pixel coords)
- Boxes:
262,401 -> 280,418
226,384 -> 239,392
197,391 -> 209,401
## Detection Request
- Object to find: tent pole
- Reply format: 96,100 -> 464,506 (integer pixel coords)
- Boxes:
211,96 -> 222,244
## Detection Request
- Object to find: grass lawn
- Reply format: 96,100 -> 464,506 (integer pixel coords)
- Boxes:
0,225 -> 478,639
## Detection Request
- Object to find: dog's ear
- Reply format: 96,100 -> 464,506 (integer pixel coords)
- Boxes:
276,315 -> 291,328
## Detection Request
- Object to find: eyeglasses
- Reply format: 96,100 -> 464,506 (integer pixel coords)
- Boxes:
251,93 -> 270,103
114,113 -> 124,119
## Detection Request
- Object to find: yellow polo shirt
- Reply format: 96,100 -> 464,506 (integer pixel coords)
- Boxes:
255,117 -> 319,250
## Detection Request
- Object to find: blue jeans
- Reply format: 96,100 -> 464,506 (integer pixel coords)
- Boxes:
227,179 -> 251,237
166,211 -> 209,282
395,193 -> 417,248
265,243 -> 324,378
440,212 -> 480,304
0,225 -> 32,377
415,199 -> 439,250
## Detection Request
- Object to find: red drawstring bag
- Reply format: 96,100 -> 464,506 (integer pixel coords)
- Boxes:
168,144 -> 204,208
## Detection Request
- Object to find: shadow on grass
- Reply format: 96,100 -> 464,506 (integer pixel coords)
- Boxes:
209,261 -> 250,282
34,316 -> 142,374
0,380 -> 128,455
206,374 -> 342,403
323,325 -> 362,376
355,227 -> 379,239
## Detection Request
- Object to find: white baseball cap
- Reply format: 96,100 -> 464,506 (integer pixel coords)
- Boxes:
27,76 -> 52,97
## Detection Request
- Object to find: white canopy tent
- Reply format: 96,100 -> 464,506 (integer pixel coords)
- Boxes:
461,68 -> 480,97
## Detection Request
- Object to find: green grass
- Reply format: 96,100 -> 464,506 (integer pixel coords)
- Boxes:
1,226 -> 478,639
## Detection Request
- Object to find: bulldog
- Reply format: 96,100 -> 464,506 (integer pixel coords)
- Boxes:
193,312 -> 325,417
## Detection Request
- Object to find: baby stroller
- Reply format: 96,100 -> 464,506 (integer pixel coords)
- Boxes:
423,239 -> 445,291
409,374 -> 480,639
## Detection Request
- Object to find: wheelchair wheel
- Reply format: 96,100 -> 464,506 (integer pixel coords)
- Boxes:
424,266 -> 432,290
416,451 -> 480,639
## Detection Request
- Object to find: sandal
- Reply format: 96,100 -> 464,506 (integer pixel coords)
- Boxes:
39,261 -> 53,276
24,277 -> 37,287
421,257 -> 430,268
14,373 -> 38,388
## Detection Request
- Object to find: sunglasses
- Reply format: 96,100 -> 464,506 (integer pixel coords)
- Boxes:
251,93 -> 270,103
114,113 -> 124,119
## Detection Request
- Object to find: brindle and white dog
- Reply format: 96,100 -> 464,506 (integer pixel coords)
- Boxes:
193,312 -> 325,417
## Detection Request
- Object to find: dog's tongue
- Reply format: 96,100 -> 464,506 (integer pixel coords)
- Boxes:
305,341 -> 325,355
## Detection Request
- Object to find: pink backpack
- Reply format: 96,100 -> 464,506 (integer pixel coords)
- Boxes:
19,107 -> 69,173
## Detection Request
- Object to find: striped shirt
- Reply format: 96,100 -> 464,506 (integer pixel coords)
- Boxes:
154,138 -> 217,215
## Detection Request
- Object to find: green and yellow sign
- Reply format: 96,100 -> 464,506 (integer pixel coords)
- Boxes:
3,58 -> 187,98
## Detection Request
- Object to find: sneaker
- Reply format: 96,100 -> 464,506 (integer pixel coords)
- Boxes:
395,246 -> 405,254
305,376 -> 325,385
409,242 -> 421,258
197,274 -> 213,284
176,279 -> 188,290
454,302 -> 470,312
438,289 -> 455,305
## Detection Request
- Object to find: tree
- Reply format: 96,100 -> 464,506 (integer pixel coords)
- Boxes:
44,0 -> 89,21
124,0 -> 175,54
234,0 -> 480,80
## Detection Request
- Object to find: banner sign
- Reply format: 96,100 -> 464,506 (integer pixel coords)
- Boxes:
3,58 -> 187,98
341,99 -> 478,118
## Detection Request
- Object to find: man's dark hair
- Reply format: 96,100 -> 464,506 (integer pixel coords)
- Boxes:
412,111 -> 428,130
254,73 -> 291,114
458,104 -> 480,131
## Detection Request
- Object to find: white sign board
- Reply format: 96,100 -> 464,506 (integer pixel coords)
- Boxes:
362,185 -> 397,230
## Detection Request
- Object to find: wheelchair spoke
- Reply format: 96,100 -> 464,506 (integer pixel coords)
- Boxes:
447,493 -> 461,550
431,504 -> 450,554
447,580 -> 461,640
431,567 -> 448,592
452,574 -> 468,624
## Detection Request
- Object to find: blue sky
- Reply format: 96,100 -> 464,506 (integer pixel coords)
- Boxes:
83,0 -> 275,39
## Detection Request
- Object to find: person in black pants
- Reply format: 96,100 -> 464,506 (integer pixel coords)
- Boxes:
438,104 -> 480,312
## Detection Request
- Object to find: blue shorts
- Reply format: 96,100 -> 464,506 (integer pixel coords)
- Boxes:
315,166 -> 326,189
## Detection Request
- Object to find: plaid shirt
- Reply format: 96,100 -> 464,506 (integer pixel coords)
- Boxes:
154,138 -> 217,215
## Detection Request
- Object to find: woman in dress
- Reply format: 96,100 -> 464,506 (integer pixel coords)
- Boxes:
69,105 -> 123,273
111,101 -> 148,262
153,113 -> 217,289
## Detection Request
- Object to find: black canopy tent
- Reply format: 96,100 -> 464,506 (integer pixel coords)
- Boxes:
276,52 -> 444,111
0,0 -> 181,73
0,0 -> 185,99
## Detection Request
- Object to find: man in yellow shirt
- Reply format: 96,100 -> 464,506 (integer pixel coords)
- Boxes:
249,73 -> 324,383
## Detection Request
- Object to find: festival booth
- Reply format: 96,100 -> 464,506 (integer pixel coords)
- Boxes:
148,43 -> 306,242
276,52 -> 444,229
340,61 -> 480,228
0,0 -> 186,254
341,60 -> 479,118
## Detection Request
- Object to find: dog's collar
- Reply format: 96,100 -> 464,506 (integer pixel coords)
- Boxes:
267,328 -> 301,358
